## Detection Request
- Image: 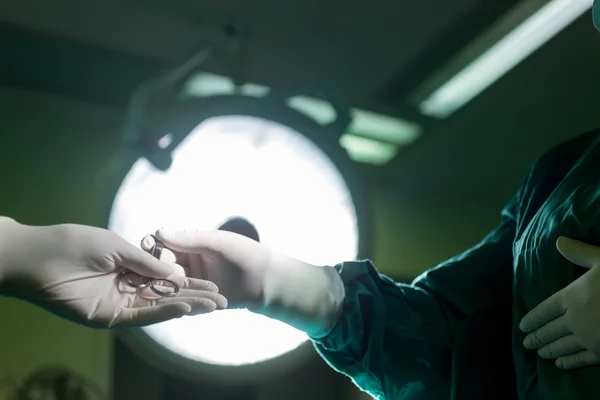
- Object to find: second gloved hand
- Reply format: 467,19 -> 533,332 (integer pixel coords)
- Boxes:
520,237 -> 600,369
146,229 -> 345,337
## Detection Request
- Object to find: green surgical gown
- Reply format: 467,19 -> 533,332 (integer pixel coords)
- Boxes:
312,131 -> 600,399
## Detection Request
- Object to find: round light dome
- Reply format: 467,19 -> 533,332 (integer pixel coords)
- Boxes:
108,114 -> 360,366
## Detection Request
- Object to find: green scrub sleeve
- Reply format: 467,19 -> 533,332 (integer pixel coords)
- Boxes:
311,194 -> 521,399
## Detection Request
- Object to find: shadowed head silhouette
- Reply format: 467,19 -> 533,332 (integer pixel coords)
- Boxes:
217,216 -> 260,243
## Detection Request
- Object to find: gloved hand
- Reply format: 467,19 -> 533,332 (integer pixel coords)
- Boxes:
0,218 -> 227,328
520,237 -> 600,369
144,229 -> 345,337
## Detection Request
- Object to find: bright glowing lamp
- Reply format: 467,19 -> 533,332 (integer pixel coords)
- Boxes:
108,113 -> 363,369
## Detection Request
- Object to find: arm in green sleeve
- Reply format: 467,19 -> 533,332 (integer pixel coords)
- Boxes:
312,197 -> 520,399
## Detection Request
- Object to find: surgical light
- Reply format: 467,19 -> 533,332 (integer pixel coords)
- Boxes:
339,135 -> 398,166
184,72 -> 423,165
108,113 -> 363,368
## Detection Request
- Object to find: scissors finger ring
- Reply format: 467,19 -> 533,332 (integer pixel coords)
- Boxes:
123,233 -> 179,298
150,279 -> 179,297
118,270 -> 151,288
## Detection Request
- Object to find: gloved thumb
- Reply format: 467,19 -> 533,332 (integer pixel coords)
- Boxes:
556,236 -> 599,270
119,241 -> 174,278
155,229 -> 214,253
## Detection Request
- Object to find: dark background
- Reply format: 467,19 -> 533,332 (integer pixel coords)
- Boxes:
1,1 -> 599,398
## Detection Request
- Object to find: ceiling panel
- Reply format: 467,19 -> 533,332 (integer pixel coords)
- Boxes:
124,0 -> 508,104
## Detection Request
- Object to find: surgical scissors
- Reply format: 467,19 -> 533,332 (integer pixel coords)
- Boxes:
118,235 -> 180,297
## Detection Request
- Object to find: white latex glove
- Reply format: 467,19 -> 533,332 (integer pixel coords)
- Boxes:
0,218 -> 227,328
144,229 -> 345,337
521,237 -> 600,369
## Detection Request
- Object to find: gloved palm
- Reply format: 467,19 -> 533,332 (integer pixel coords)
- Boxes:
0,219 -> 226,328
148,229 -> 275,308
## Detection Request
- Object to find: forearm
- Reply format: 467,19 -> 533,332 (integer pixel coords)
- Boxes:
313,260 -> 456,399
253,252 -> 345,338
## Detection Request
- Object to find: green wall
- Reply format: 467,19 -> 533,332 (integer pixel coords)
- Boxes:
0,85 -> 122,397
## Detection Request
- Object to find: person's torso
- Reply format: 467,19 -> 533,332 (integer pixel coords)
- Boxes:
512,130 -> 600,399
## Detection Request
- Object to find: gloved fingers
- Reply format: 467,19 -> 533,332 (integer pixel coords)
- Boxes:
143,234 -> 210,281
141,234 -> 156,253
166,288 -> 227,309
154,296 -> 219,315
155,229 -> 218,253
167,275 -> 219,293
537,334 -> 584,359
110,302 -> 192,328
141,234 -> 191,266
166,254 -> 208,281
520,289 -> 567,333
523,314 -> 570,349
520,236 -> 600,333
133,287 -> 228,309
117,239 -> 173,279
556,236 -> 599,270
555,350 -> 600,370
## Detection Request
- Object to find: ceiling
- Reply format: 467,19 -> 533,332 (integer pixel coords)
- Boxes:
0,0 -> 518,114
0,0 -> 598,198
122,0 -> 519,109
